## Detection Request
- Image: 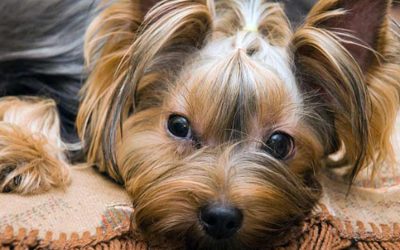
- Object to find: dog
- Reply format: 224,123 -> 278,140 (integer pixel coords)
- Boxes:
0,0 -> 399,249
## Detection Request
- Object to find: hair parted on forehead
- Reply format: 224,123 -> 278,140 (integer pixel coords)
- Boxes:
74,0 -> 400,247
1,0 -> 399,247
211,0 -> 292,45
79,0 -> 400,185
169,48 -> 299,142
78,0 -> 295,181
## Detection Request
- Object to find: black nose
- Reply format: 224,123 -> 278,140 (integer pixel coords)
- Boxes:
200,204 -> 243,239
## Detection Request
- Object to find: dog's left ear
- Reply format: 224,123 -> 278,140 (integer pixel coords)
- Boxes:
293,0 -> 399,180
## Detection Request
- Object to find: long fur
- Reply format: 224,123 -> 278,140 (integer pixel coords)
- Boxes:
0,0 -> 399,249
0,97 -> 70,193
293,0 -> 400,180
78,1 -> 400,248
0,0 -> 98,144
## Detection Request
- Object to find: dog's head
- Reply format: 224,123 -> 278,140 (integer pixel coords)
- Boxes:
78,0 -> 399,248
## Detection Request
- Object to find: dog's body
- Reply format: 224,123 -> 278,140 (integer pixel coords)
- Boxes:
0,0 -> 399,249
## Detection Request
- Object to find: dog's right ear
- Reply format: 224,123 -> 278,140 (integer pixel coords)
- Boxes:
78,0 -> 212,182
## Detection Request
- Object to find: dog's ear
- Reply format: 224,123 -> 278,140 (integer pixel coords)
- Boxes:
305,0 -> 392,72
293,0 -> 399,181
78,0 -> 211,182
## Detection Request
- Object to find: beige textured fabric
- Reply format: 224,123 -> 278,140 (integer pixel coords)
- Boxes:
1,147 -> 400,248
320,171 -> 400,227
0,167 -> 132,238
319,114 -> 400,229
1,165 -> 400,249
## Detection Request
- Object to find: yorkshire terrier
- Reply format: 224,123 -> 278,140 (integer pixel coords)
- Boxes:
0,0 -> 399,249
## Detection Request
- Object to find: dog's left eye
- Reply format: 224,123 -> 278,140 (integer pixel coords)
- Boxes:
167,115 -> 192,139
263,132 -> 294,160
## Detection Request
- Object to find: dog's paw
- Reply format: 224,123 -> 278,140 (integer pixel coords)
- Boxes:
0,124 -> 71,194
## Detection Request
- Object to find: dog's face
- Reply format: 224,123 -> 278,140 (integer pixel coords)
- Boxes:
118,31 -> 324,248
79,0 -> 399,249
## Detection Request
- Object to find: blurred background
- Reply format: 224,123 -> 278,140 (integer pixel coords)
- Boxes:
279,0 -> 316,25
280,0 -> 400,26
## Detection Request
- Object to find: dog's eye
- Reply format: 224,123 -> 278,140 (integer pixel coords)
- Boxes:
263,132 -> 294,160
167,115 -> 192,139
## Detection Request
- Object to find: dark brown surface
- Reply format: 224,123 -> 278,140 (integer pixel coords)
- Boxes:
2,209 -> 400,249
393,5 -> 400,21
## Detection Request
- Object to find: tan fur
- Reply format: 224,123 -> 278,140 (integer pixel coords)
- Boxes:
75,0 -> 400,248
212,0 -> 291,46
77,0 -> 144,182
77,1 -> 322,248
1,0 -> 399,248
78,0 -> 212,182
0,97 -> 70,194
293,0 -> 400,180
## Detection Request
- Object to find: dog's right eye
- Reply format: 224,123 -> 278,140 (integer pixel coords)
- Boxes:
263,131 -> 294,160
167,115 -> 192,139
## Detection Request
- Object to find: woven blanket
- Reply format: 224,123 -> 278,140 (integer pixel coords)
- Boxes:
2,7 -> 400,248
1,158 -> 400,250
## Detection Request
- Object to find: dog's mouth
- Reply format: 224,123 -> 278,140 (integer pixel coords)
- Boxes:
182,221 -> 303,250
132,194 -> 315,250
185,239 -> 242,250
130,154 -> 321,249
184,229 -> 245,250
135,211 -> 307,250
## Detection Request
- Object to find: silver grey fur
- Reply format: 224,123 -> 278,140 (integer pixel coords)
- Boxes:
0,0 -> 99,146
0,0 -> 314,159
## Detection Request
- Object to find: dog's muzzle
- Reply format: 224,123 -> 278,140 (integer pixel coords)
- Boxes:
199,203 -> 243,239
